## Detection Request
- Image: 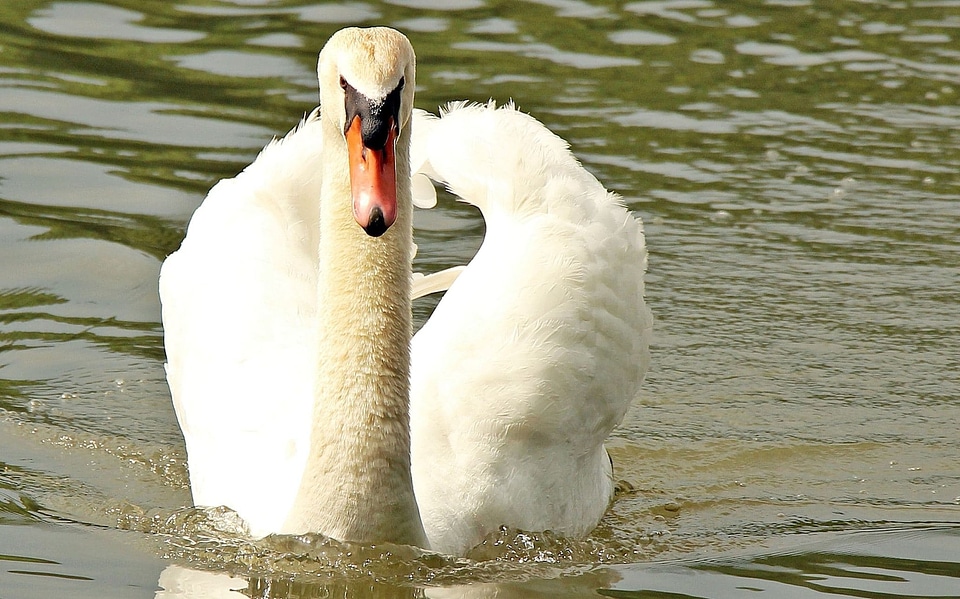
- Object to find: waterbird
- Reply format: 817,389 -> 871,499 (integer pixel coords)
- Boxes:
159,26 -> 652,556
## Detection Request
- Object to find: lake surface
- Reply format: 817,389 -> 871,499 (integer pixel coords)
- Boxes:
1,1 -> 959,597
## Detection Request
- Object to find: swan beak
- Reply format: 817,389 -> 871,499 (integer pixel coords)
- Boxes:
346,115 -> 398,237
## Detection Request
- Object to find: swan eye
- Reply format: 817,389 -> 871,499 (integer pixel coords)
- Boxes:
339,76 -> 348,90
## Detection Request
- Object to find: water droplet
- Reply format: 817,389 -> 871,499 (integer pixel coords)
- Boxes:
922,176 -> 935,185
115,379 -> 125,386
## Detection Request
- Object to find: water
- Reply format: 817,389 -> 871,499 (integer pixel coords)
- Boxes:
1,0 -> 959,597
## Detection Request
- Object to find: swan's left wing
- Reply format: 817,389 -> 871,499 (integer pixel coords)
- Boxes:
412,266 -> 466,300
409,103 -> 653,554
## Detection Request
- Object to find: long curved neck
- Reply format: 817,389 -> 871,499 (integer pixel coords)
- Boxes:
284,114 -> 425,547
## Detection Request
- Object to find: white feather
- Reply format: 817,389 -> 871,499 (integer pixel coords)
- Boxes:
409,103 -> 651,554
160,112 -> 324,536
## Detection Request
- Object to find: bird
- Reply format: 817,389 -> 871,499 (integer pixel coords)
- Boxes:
159,26 -> 652,557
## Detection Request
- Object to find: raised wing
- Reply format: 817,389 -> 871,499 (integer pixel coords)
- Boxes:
409,103 -> 653,554
159,111 -> 325,536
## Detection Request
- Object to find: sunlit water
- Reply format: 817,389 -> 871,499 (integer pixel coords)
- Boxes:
1,1 -> 958,598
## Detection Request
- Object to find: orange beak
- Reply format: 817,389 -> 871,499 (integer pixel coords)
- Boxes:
346,115 -> 398,237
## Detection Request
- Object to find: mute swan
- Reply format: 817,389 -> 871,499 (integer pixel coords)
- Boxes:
159,27 -> 652,556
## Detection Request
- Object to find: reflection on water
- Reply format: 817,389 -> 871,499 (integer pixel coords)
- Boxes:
610,526 -> 960,599
1,0 -> 959,597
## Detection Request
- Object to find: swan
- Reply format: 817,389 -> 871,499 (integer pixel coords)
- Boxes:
159,26 -> 652,556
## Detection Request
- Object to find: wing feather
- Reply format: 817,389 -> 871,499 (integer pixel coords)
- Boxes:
409,103 -> 652,554
159,112 -> 324,536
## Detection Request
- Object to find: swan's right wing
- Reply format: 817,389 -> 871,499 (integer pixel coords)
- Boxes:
159,111 -> 324,536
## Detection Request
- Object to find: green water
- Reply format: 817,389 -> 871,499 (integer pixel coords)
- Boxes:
1,1 -> 958,597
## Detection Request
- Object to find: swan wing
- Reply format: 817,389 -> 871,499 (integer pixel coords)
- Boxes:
159,111 -> 324,537
411,266 -> 466,299
409,103 -> 653,554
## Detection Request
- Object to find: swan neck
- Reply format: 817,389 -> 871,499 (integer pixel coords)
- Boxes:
284,115 -> 425,547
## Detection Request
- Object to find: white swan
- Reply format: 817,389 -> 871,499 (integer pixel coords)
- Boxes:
159,27 -> 652,556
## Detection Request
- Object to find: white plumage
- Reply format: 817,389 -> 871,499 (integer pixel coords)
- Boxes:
409,104 -> 651,554
161,110 -> 324,536
159,27 -> 651,556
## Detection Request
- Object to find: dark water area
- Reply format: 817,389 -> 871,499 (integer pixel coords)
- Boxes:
1,1 -> 958,597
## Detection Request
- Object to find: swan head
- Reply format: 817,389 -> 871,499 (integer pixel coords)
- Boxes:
318,27 -> 416,237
